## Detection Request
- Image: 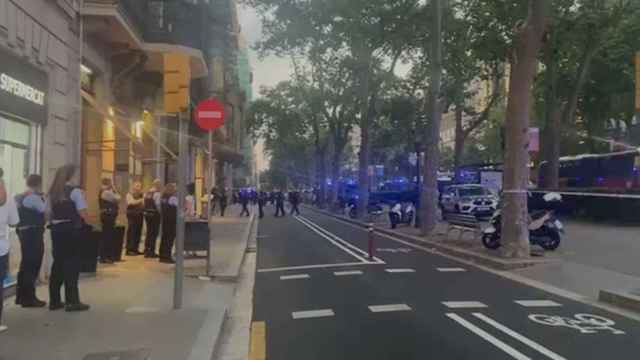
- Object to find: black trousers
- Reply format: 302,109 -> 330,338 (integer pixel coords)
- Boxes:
49,223 -> 81,305
0,254 -> 7,324
126,213 -> 144,252
159,219 -> 176,260
100,214 -> 117,261
16,227 -> 45,303
219,203 -> 226,217
258,203 -> 264,218
275,203 -> 285,217
290,203 -> 300,215
144,213 -> 160,255
240,203 -> 250,216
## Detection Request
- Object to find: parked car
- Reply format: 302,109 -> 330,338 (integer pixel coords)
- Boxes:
440,184 -> 498,216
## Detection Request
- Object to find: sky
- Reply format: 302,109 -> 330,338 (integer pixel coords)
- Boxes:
238,4 -> 290,173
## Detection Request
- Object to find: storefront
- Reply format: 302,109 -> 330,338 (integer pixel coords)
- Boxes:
0,48 -> 48,288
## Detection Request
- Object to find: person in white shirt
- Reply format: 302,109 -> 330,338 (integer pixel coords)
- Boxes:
125,182 -> 144,256
0,176 -> 20,332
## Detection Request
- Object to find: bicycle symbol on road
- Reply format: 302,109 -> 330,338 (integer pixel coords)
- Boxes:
528,313 -> 625,335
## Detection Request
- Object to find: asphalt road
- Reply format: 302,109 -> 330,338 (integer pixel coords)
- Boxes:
252,208 -> 640,360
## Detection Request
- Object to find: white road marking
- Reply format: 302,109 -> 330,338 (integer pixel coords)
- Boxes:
473,313 -> 567,360
437,267 -> 467,272
442,301 -> 488,309
292,309 -> 335,319
125,307 -> 161,313
258,262 -> 383,273
515,300 -> 562,308
368,304 -> 412,313
446,313 -> 531,360
297,215 -> 385,264
385,268 -> 416,273
280,274 -> 310,280
334,270 -> 363,276
293,216 -> 372,263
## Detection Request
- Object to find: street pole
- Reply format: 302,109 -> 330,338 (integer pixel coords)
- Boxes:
415,142 -> 421,228
174,110 -> 188,310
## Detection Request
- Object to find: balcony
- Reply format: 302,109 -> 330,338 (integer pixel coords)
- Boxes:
82,0 -> 208,78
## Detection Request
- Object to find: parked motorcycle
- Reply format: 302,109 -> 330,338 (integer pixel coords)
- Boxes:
389,202 -> 415,229
348,201 -> 384,219
482,192 -> 564,250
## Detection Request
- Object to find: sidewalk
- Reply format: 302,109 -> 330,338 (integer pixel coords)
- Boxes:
0,209 -> 256,360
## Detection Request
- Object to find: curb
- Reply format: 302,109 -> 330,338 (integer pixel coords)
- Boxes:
599,289 -> 640,313
305,205 -> 553,271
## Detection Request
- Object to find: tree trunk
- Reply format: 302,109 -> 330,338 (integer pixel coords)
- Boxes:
329,149 -> 341,206
453,105 -> 465,169
315,144 -> 327,208
501,0 -> 549,259
356,47 -> 373,219
540,37 -> 560,189
421,0 -> 443,236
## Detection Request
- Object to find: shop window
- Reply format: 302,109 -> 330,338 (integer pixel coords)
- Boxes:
80,63 -> 95,94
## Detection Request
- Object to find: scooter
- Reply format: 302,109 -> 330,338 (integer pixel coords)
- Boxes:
482,192 -> 564,251
348,201 -> 384,219
389,202 -> 415,229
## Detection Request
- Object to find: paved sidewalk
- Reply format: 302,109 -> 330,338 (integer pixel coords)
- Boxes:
0,209 -> 255,360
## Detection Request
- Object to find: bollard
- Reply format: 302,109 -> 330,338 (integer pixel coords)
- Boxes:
368,223 -> 375,261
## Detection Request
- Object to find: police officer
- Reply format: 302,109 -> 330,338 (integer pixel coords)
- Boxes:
218,189 -> 228,217
159,183 -> 177,264
14,174 -> 47,307
239,191 -> 250,217
47,164 -> 90,312
274,189 -> 286,217
125,182 -> 144,256
258,191 -> 266,219
143,179 -> 162,258
99,178 -> 121,264
289,189 -> 301,216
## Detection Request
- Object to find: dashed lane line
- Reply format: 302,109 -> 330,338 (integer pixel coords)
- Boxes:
514,300 -> 563,308
258,262 -> 383,273
368,304 -> 412,313
292,309 -> 335,319
280,274 -> 310,280
473,313 -> 567,360
442,301 -> 489,309
437,267 -> 467,272
334,270 -> 364,276
385,268 -> 416,273
446,313 -> 531,360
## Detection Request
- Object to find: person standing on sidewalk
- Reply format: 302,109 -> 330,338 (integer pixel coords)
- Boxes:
14,174 -> 47,308
159,183 -> 177,264
125,182 -> 144,256
289,189 -> 301,216
98,178 -> 121,264
0,175 -> 20,332
218,189 -> 228,217
185,183 -> 196,220
274,190 -> 286,217
143,179 -> 162,258
47,164 -> 90,312
239,191 -> 250,217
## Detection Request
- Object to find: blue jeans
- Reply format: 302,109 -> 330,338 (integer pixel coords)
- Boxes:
0,254 -> 8,324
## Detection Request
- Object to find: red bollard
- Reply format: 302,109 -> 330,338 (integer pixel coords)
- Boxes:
368,223 -> 375,261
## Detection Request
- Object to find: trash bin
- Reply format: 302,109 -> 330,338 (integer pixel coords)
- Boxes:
79,225 -> 99,273
185,221 -> 209,252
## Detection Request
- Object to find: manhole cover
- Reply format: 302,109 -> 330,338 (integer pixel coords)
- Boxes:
83,349 -> 151,360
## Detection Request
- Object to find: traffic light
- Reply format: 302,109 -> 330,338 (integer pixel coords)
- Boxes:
164,53 -> 191,113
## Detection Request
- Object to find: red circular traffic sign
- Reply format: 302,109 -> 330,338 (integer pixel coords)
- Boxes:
193,99 -> 225,131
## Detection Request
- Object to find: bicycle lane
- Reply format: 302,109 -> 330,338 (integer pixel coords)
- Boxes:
300,211 -> 640,359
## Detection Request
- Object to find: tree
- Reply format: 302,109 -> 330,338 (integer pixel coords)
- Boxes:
501,0 -> 550,258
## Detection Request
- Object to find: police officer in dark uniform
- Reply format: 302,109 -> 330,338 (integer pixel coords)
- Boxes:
159,183 -> 177,264
98,178 -> 121,264
14,174 -> 47,308
143,179 -> 162,258
125,182 -> 145,256
239,191 -> 250,217
274,190 -> 286,217
289,190 -> 301,215
47,164 -> 90,312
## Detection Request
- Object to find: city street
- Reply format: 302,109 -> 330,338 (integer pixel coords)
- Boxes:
253,210 -> 640,360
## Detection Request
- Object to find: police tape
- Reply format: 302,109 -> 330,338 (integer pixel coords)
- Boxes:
529,190 -> 640,200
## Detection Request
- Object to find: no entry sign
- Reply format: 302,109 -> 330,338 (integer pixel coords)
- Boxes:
193,99 -> 225,131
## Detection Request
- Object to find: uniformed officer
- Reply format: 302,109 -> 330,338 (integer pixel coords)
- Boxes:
14,174 -> 47,307
143,179 -> 162,258
99,178 -> 121,264
274,189 -> 286,217
289,189 -> 301,216
125,182 -> 144,256
47,164 -> 90,312
159,183 -> 177,264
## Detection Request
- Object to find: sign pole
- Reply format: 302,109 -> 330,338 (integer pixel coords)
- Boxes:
174,110 -> 188,310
